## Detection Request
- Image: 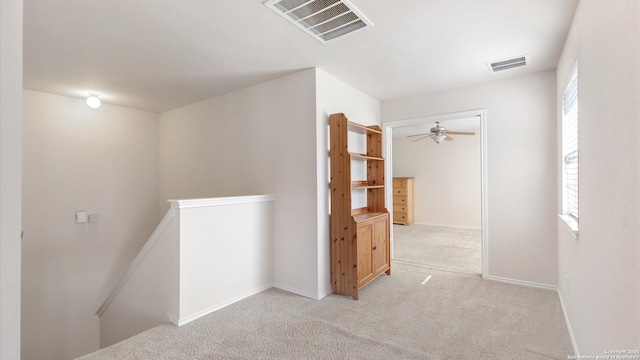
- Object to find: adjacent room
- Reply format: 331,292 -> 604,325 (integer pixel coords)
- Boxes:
1,1 -> 638,360
390,116 -> 483,276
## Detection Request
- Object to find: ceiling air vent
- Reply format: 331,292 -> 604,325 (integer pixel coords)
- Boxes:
488,55 -> 529,73
265,0 -> 373,43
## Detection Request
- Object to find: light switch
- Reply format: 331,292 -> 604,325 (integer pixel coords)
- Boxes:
76,211 -> 88,224
88,214 -> 99,223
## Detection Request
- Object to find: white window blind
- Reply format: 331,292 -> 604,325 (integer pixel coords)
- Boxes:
562,69 -> 579,220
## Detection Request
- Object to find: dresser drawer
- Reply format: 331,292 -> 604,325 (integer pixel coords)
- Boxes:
394,211 -> 409,222
393,188 -> 407,196
393,204 -> 408,212
393,196 -> 406,204
393,179 -> 408,188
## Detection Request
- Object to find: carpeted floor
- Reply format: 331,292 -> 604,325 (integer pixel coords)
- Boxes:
79,264 -> 574,359
393,224 -> 482,274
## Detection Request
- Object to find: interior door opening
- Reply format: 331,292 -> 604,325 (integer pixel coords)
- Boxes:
382,110 -> 488,278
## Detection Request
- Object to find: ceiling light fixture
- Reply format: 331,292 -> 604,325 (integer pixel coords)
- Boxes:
432,134 -> 447,144
86,95 -> 101,109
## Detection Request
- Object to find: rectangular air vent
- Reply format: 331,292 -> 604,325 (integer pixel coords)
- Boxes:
488,55 -> 529,73
265,0 -> 373,43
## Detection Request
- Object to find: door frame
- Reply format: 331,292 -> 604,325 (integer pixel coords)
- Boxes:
382,109 -> 489,278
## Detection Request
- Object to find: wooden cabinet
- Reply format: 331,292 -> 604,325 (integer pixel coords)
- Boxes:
329,113 -> 390,300
354,213 -> 390,289
372,214 -> 390,274
393,177 -> 414,225
356,220 -> 374,287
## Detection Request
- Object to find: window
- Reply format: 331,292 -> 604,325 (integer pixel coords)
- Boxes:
562,67 -> 579,226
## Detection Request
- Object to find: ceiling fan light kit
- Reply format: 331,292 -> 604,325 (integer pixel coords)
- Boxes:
433,135 -> 447,144
408,121 -> 476,144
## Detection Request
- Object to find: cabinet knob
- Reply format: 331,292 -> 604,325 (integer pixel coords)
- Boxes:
372,245 -> 377,250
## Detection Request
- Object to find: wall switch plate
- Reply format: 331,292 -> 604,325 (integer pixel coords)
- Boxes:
88,214 -> 99,223
76,211 -> 88,224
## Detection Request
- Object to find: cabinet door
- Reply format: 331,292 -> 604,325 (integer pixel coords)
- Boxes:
356,220 -> 374,287
372,215 -> 389,274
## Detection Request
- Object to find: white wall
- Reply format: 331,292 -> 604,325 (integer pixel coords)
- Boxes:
99,195 -> 274,348
382,71 -> 558,286
0,0 -> 23,358
159,69 -> 320,298
556,0 -> 640,354
315,68 -> 381,298
178,197 -> 274,321
392,133 -> 481,228
22,90 -> 160,359
99,210 -> 179,348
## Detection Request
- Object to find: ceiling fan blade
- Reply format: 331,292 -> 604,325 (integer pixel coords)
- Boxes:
407,133 -> 432,138
445,135 -> 454,141
412,135 -> 432,142
447,131 -> 476,135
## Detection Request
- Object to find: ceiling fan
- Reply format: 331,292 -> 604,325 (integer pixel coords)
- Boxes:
408,121 -> 476,144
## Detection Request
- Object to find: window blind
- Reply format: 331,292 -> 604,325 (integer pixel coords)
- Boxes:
562,69 -> 579,220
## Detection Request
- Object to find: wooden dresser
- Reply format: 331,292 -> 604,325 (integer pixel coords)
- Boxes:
393,177 -> 414,225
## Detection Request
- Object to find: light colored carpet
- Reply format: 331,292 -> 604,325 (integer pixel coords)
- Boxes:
79,262 -> 573,359
393,224 -> 482,274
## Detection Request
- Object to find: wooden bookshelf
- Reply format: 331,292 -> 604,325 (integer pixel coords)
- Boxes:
329,113 -> 390,300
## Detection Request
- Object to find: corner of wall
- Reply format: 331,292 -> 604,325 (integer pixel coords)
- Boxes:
314,70 -> 381,298
0,0 -> 23,358
557,288 -> 580,356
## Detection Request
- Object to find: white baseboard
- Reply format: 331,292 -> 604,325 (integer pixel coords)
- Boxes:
272,283 -> 327,300
317,287 -> 333,300
557,289 -> 580,356
414,222 -> 481,230
175,281 -> 331,327
485,275 -> 557,291
176,284 -> 273,326
486,276 -> 578,355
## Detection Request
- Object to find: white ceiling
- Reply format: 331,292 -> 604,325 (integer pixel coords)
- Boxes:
23,0 -> 578,113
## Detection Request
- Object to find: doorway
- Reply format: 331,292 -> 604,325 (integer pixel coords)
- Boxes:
382,109 -> 489,278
